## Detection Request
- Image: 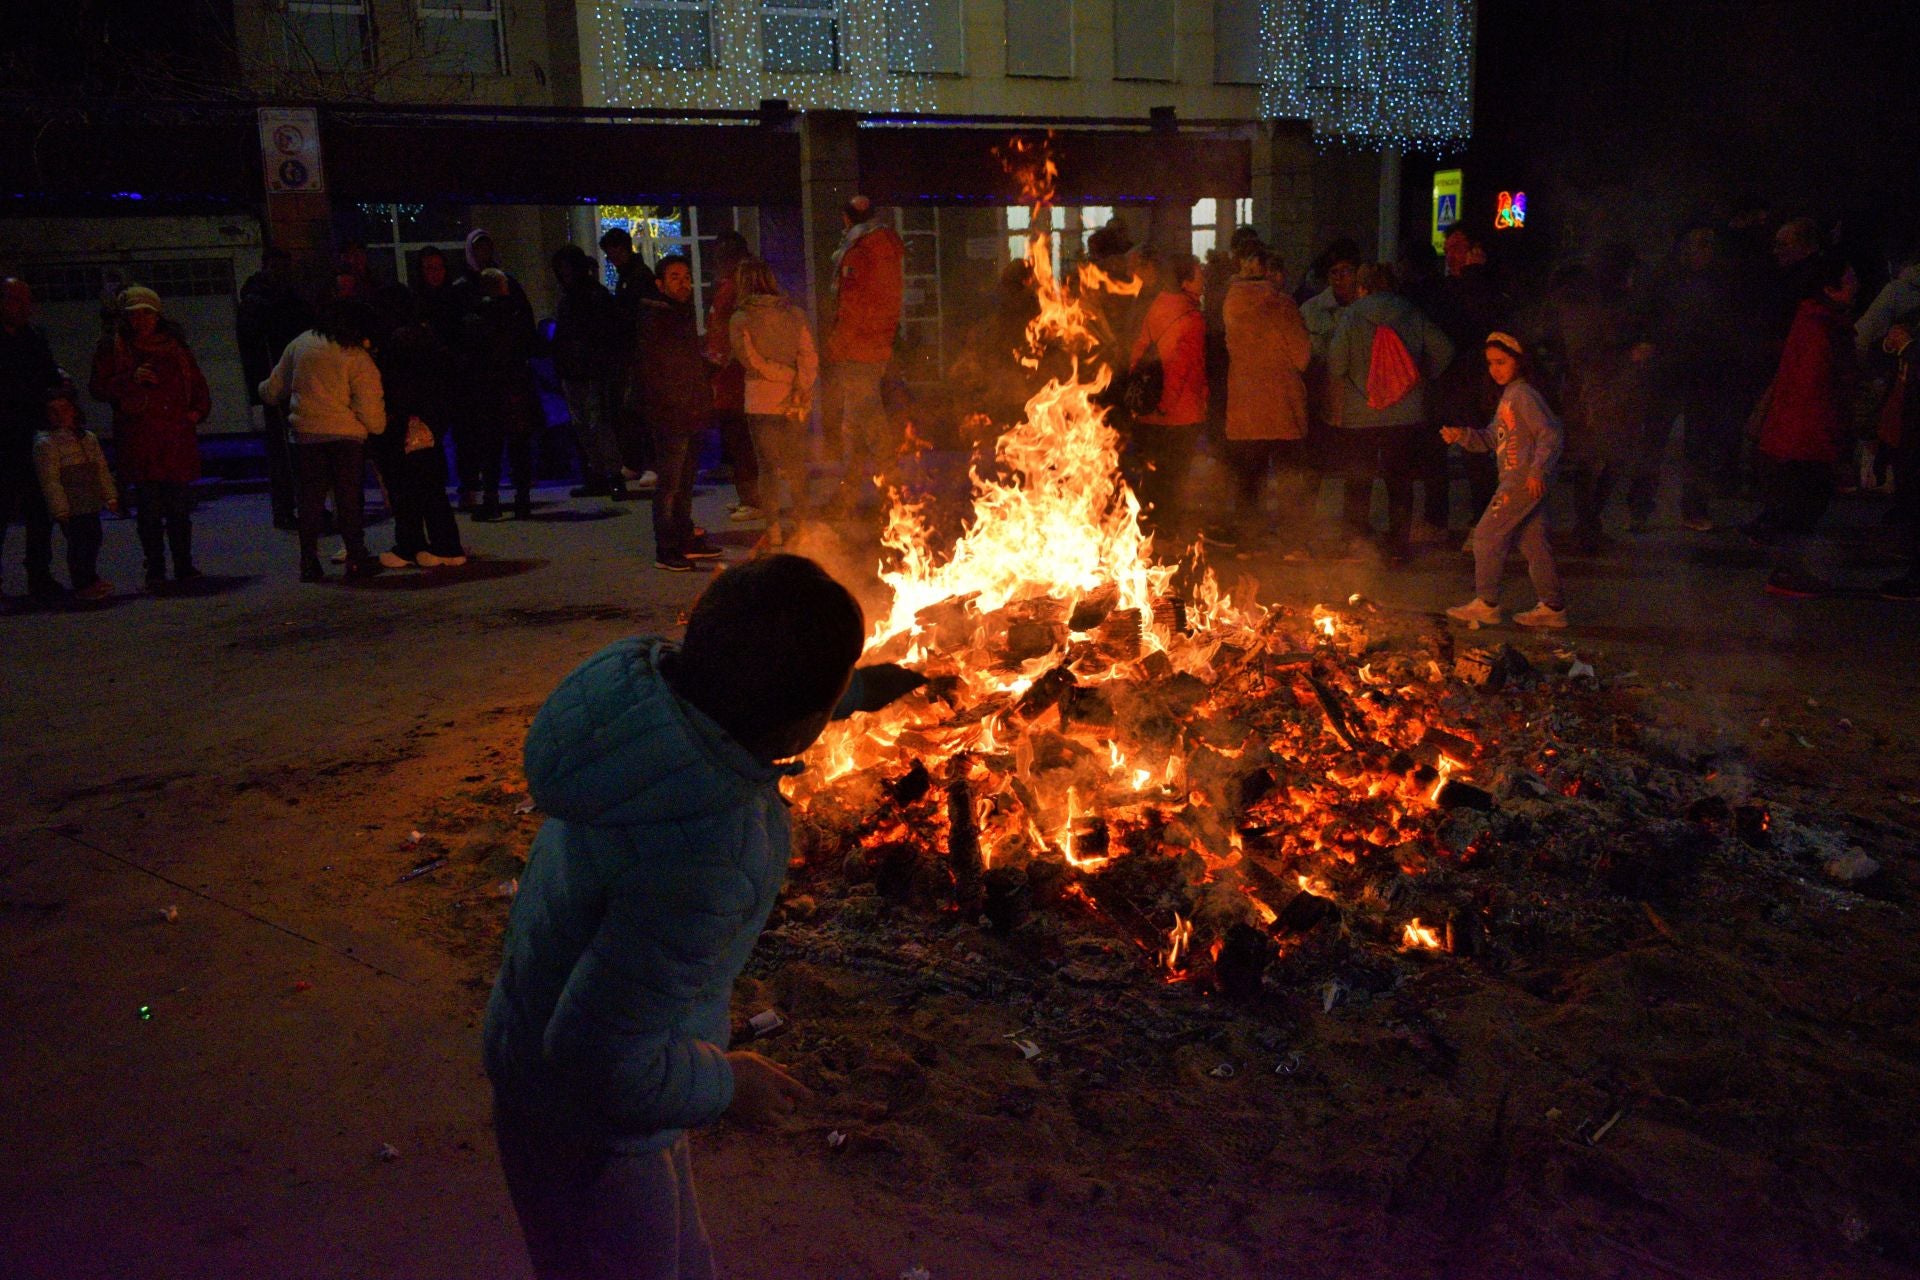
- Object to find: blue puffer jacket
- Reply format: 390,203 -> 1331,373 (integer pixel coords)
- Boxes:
482,637 -> 802,1151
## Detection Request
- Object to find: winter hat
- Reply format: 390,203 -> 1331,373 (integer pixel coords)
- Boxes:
118,285 -> 162,314
465,228 -> 494,274
1485,331 -> 1524,358
842,194 -> 876,224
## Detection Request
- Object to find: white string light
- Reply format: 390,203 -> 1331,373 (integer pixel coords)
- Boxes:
1260,0 -> 1474,152
592,0 -> 944,113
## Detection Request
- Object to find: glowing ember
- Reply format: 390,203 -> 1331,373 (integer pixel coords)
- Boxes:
1429,755 -> 1459,804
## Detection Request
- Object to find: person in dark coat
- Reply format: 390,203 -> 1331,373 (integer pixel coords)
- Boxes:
0,277 -> 68,601
464,269 -> 543,522
236,248 -> 313,529
633,255 -> 720,571
549,245 -> 629,500
599,226 -> 661,489
89,286 -> 210,586
371,285 -> 466,567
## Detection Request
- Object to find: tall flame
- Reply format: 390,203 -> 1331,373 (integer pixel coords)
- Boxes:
867,134 -> 1163,652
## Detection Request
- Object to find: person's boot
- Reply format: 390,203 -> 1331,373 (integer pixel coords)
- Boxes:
139,526 -> 168,587
513,488 -> 533,520
169,523 -> 200,582
300,557 -> 327,583
474,492 -> 503,522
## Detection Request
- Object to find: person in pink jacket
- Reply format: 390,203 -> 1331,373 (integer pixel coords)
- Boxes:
1127,252 -> 1207,531
823,195 -> 905,515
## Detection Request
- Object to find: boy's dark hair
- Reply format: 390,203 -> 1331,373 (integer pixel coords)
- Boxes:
598,227 -> 633,252
313,299 -> 377,348
655,252 -> 692,278
45,384 -> 84,424
1318,237 -> 1364,274
673,555 -> 865,745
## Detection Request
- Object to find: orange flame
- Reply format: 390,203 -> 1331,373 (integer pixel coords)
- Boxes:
1164,912 -> 1195,973
1401,918 -> 1443,950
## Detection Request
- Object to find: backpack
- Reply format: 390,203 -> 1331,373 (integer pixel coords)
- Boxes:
1365,322 -> 1422,410
1123,339 -> 1165,419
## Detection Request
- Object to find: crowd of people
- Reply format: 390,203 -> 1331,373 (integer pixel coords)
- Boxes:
2,195 -> 1916,611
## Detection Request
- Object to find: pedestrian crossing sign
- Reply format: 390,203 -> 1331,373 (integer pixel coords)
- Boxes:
1431,169 -> 1464,253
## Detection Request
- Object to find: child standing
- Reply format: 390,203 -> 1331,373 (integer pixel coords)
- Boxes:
483,555 -> 925,1280
1442,332 -> 1568,627
33,388 -> 118,600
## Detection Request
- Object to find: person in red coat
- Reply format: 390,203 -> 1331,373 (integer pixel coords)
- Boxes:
89,286 -> 210,585
823,195 -> 905,514
1127,252 -> 1208,530
1754,255 -> 1857,597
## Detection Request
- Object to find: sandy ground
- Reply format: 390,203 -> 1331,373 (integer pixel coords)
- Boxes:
2,468 -> 1916,1280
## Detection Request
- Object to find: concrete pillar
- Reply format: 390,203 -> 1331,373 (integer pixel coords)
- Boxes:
798,110 -> 861,336
262,191 -> 335,302
1377,148 -> 1404,263
1258,122 -> 1318,291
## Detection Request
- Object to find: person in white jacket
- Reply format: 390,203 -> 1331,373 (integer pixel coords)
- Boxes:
259,300 -> 387,582
728,258 -> 818,546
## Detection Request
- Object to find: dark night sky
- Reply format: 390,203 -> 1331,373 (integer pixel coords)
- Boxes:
1467,0 -> 1920,256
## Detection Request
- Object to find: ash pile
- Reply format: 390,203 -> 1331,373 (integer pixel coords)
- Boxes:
764,589 -> 1877,1062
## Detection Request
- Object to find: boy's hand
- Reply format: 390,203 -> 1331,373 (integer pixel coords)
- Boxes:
1525,474 -> 1546,501
1439,426 -> 1467,446
106,499 -> 119,514
726,1050 -> 811,1124
850,663 -> 928,712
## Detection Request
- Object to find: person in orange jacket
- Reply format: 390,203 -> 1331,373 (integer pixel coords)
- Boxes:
823,195 -> 905,515
1127,251 -> 1208,531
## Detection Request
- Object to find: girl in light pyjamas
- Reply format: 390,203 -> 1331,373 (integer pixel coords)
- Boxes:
1442,332 -> 1568,628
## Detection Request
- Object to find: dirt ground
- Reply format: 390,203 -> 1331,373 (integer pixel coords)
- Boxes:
2,470 -> 1917,1280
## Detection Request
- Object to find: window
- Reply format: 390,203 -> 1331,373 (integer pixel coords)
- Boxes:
594,205 -> 755,327
1005,0 -> 1072,78
1187,197 -> 1255,257
625,0 -> 714,70
1212,0 -> 1261,84
887,0 -> 965,74
418,0 -> 504,74
20,259 -> 236,305
284,0 -> 372,71
763,0 -> 840,73
1006,206 -> 1115,271
1113,0 -> 1175,81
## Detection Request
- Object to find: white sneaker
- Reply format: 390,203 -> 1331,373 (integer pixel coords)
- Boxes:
378,551 -> 413,570
1446,598 -> 1504,625
415,551 -> 468,568
330,547 -> 349,563
632,470 -> 659,492
729,504 -> 765,523
1515,603 -> 1569,628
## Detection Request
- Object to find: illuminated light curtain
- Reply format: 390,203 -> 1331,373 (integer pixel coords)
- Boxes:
1259,0 -> 1474,151
596,0 -> 941,111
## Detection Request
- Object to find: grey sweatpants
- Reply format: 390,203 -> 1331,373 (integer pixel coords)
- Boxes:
1472,483 -> 1562,608
832,359 -> 894,504
495,1106 -> 716,1280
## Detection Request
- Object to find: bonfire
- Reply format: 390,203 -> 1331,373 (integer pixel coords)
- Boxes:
784,140 -> 1481,992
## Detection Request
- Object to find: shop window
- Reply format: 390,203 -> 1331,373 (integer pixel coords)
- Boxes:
887,0 -> 965,74
20,259 -> 236,305
284,0 -> 373,71
1113,0 -> 1175,82
1212,0 -> 1261,85
418,0 -> 504,73
1006,0 -> 1072,78
763,0 -> 841,73
625,0 -> 714,70
1190,196 -> 1254,260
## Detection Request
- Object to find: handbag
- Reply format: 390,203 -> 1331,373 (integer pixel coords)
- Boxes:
403,416 -> 436,453
1122,317 -> 1169,419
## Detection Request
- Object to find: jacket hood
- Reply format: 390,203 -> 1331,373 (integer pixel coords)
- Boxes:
523,638 -> 792,828
1350,291 -> 1418,325
465,229 -> 493,274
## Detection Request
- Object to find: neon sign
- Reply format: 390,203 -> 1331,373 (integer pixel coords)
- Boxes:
1495,191 -> 1527,230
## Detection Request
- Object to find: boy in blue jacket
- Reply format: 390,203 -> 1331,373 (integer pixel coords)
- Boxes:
484,554 -> 923,1280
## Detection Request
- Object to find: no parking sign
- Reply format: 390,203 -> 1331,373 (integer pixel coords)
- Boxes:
258,107 -> 325,194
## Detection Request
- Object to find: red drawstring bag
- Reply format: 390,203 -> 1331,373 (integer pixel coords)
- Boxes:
1366,323 -> 1421,410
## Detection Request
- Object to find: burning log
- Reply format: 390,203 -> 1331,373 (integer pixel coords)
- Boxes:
1273,889 -> 1340,937
1095,608 -> 1143,663
1015,663 -> 1077,720
1306,669 -> 1371,752
946,766 -> 982,893
1067,586 -> 1119,633
1435,779 -> 1495,812
887,759 -> 933,807
914,593 -> 981,649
